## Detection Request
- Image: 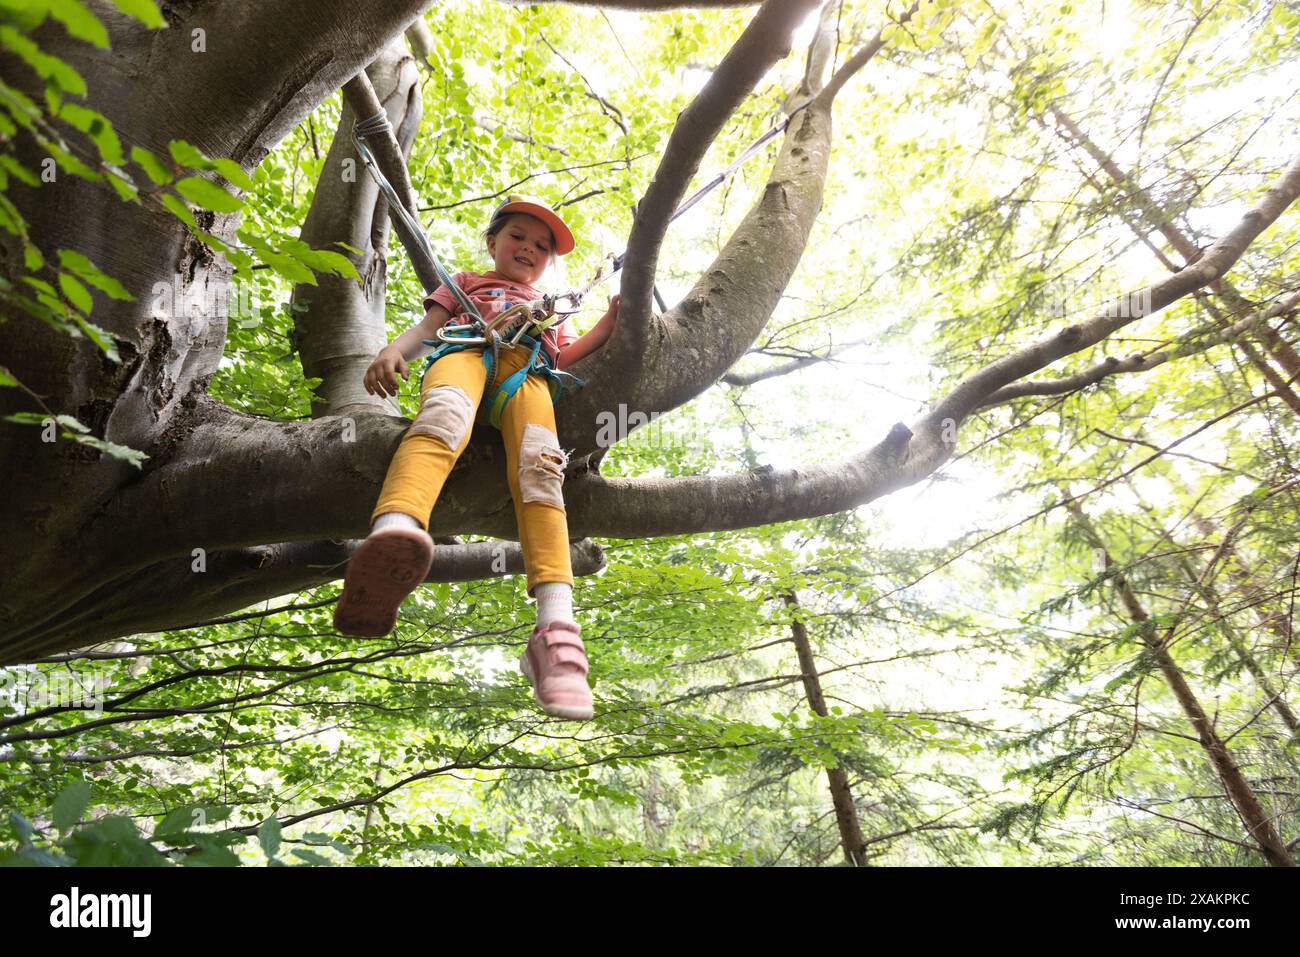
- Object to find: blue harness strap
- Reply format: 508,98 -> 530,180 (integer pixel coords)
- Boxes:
420,325 -> 585,430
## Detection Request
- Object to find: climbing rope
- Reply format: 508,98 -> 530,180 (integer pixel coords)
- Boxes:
352,111 -> 483,323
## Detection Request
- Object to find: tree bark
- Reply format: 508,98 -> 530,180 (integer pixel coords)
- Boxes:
783,591 -> 868,867
292,38 -> 422,420
1066,500 -> 1295,867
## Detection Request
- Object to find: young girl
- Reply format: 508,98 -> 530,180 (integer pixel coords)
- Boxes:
333,194 -> 619,722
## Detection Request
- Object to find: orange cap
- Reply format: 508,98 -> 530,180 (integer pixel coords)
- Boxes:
488,193 -> 575,256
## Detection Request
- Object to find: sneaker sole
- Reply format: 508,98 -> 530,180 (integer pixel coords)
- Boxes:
333,529 -> 434,637
518,651 -> 594,721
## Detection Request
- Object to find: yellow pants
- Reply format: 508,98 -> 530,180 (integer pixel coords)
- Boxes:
370,343 -> 575,597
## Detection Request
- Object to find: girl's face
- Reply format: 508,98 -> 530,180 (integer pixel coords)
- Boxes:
487,214 -> 555,286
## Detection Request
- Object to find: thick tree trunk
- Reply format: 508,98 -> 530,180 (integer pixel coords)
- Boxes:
291,38 -> 422,419
0,0 -> 434,657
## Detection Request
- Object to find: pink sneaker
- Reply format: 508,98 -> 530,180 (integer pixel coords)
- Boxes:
519,621 -> 594,720
333,527 -> 434,637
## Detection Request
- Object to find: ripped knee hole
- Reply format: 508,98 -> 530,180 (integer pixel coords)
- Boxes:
518,423 -> 570,508
407,384 -> 475,449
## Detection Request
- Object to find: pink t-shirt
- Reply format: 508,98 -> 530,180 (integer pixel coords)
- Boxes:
424,270 -> 578,364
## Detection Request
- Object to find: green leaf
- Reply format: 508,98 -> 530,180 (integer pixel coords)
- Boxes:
290,848 -> 332,866
0,0 -> 49,32
153,804 -> 230,838
168,138 -> 212,170
104,169 -> 139,202
193,229 -> 237,257
0,192 -> 22,235
0,26 -> 87,95
63,815 -> 167,866
17,845 -> 74,866
54,414 -> 90,433
4,411 -> 48,426
160,191 -> 196,228
108,0 -> 165,28
70,312 -> 121,362
52,780 -> 92,832
58,248 -> 133,300
48,0 -> 110,49
130,144 -> 173,185
263,253 -> 315,285
0,155 -> 40,187
210,157 -> 254,192
258,818 -> 281,859
175,175 -> 242,213
41,140 -> 101,181
22,275 -> 57,297
0,79 -> 42,126
56,101 -> 124,166
183,839 -> 242,867
43,82 -> 62,117
0,367 -> 17,387
292,246 -> 360,281
152,807 -> 197,839
22,241 -> 43,270
58,271 -> 92,313
7,811 -> 34,843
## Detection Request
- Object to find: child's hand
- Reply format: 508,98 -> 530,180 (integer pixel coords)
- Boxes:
600,293 -> 620,326
365,345 -> 409,397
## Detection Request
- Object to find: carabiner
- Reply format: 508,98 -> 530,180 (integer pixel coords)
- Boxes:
436,322 -> 487,345
545,291 -> 583,316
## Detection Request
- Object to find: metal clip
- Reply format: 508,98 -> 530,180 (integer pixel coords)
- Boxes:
436,322 -> 488,345
546,292 -> 583,316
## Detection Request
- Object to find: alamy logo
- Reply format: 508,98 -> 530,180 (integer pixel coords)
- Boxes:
49,887 -> 151,937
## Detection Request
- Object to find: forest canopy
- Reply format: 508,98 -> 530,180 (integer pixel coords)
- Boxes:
0,0 -> 1297,866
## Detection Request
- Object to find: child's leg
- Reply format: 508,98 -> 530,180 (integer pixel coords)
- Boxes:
335,348 -> 489,638
498,372 -> 576,601
499,366 -> 591,720
370,348 -> 489,528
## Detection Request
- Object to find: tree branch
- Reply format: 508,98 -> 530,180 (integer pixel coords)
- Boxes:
978,291 -> 1300,408
721,337 -> 870,386
930,150 -> 1300,426
339,69 -> 440,294
618,0 -> 824,346
294,40 -> 422,419
6,538 -> 607,660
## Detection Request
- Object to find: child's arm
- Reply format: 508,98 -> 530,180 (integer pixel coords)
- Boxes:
556,294 -> 620,371
365,302 -> 453,397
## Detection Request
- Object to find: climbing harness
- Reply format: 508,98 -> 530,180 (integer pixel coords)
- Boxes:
420,292 -> 588,430
351,93 -> 816,424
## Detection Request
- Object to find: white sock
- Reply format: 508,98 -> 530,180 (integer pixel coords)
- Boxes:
534,582 -> 574,629
371,512 -> 422,533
